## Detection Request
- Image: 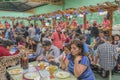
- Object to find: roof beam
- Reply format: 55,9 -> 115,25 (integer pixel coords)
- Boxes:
28,0 -> 64,5
8,2 -> 19,11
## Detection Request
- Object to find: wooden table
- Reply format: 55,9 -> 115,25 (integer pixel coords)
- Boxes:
7,61 -> 77,80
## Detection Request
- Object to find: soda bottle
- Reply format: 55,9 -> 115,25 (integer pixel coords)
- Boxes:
21,50 -> 29,69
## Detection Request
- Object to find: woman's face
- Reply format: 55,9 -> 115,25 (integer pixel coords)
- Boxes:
64,47 -> 70,55
99,33 -> 104,37
44,46 -> 50,51
114,36 -> 119,41
32,40 -> 36,45
71,44 -> 81,56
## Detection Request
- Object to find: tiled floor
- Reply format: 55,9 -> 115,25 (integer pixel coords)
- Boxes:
95,72 -> 120,80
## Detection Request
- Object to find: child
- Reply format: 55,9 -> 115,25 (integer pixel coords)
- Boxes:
46,43 -> 71,65
57,43 -> 71,64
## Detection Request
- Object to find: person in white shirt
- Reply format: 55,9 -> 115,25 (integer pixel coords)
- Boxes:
28,24 -> 36,39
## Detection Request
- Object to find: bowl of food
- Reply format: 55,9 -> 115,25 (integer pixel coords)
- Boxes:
38,62 -> 49,70
38,62 -> 49,67
45,65 -> 58,71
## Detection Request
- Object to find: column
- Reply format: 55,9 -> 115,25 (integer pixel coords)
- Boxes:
12,19 -> 15,27
34,20 -> 36,25
83,14 -> 87,34
109,10 -> 113,36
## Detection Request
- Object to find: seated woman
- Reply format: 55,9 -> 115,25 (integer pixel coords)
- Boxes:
60,40 -> 96,80
0,39 -> 19,57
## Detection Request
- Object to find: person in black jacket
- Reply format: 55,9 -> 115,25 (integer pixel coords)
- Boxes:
76,25 -> 82,34
90,22 -> 99,38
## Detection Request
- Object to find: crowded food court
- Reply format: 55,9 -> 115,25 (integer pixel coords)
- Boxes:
0,0 -> 120,80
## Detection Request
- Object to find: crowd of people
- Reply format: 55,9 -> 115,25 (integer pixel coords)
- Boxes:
0,16 -> 120,80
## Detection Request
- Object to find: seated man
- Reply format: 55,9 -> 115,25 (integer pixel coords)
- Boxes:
95,37 -> 118,78
36,40 -> 60,64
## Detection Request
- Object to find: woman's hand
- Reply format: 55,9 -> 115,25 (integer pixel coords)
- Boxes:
74,56 -> 82,63
47,55 -> 54,60
48,59 -> 55,62
74,56 -> 87,77
59,56 -> 64,62
91,61 -> 96,65
36,56 -> 43,61
47,55 -> 55,62
18,45 -> 25,50
101,38 -> 106,42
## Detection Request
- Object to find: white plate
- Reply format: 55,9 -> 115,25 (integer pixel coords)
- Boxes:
9,68 -> 22,75
55,71 -> 70,79
24,72 -> 40,80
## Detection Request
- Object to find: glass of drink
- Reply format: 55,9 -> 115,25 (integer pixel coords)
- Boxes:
49,65 -> 54,78
22,57 -> 28,69
39,62 -> 45,70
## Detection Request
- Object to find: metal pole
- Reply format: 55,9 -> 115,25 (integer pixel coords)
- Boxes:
109,70 -> 112,80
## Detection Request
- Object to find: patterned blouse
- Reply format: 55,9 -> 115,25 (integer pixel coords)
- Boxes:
0,54 -> 21,80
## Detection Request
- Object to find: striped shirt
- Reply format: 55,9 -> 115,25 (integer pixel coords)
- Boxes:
97,42 -> 118,70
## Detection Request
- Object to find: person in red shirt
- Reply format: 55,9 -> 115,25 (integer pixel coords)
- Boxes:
70,19 -> 78,30
64,32 -> 70,44
51,27 -> 65,51
0,39 -> 19,57
5,21 -> 10,29
0,22 -> 4,28
85,21 -> 90,30
101,16 -> 110,30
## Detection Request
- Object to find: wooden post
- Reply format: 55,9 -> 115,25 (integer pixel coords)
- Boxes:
41,20 -> 45,28
28,20 -> 31,25
109,10 -> 113,36
34,20 -> 36,26
52,18 -> 56,29
12,19 -> 15,27
83,14 -> 87,34
52,19 -> 54,29
66,17 -> 68,29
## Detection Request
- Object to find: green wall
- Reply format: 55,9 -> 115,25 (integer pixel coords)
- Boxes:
35,0 -> 114,14
35,0 -> 120,25
35,4 -> 62,14
63,0 -> 114,9
0,11 -> 33,26
0,0 -> 119,26
0,11 -> 32,17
